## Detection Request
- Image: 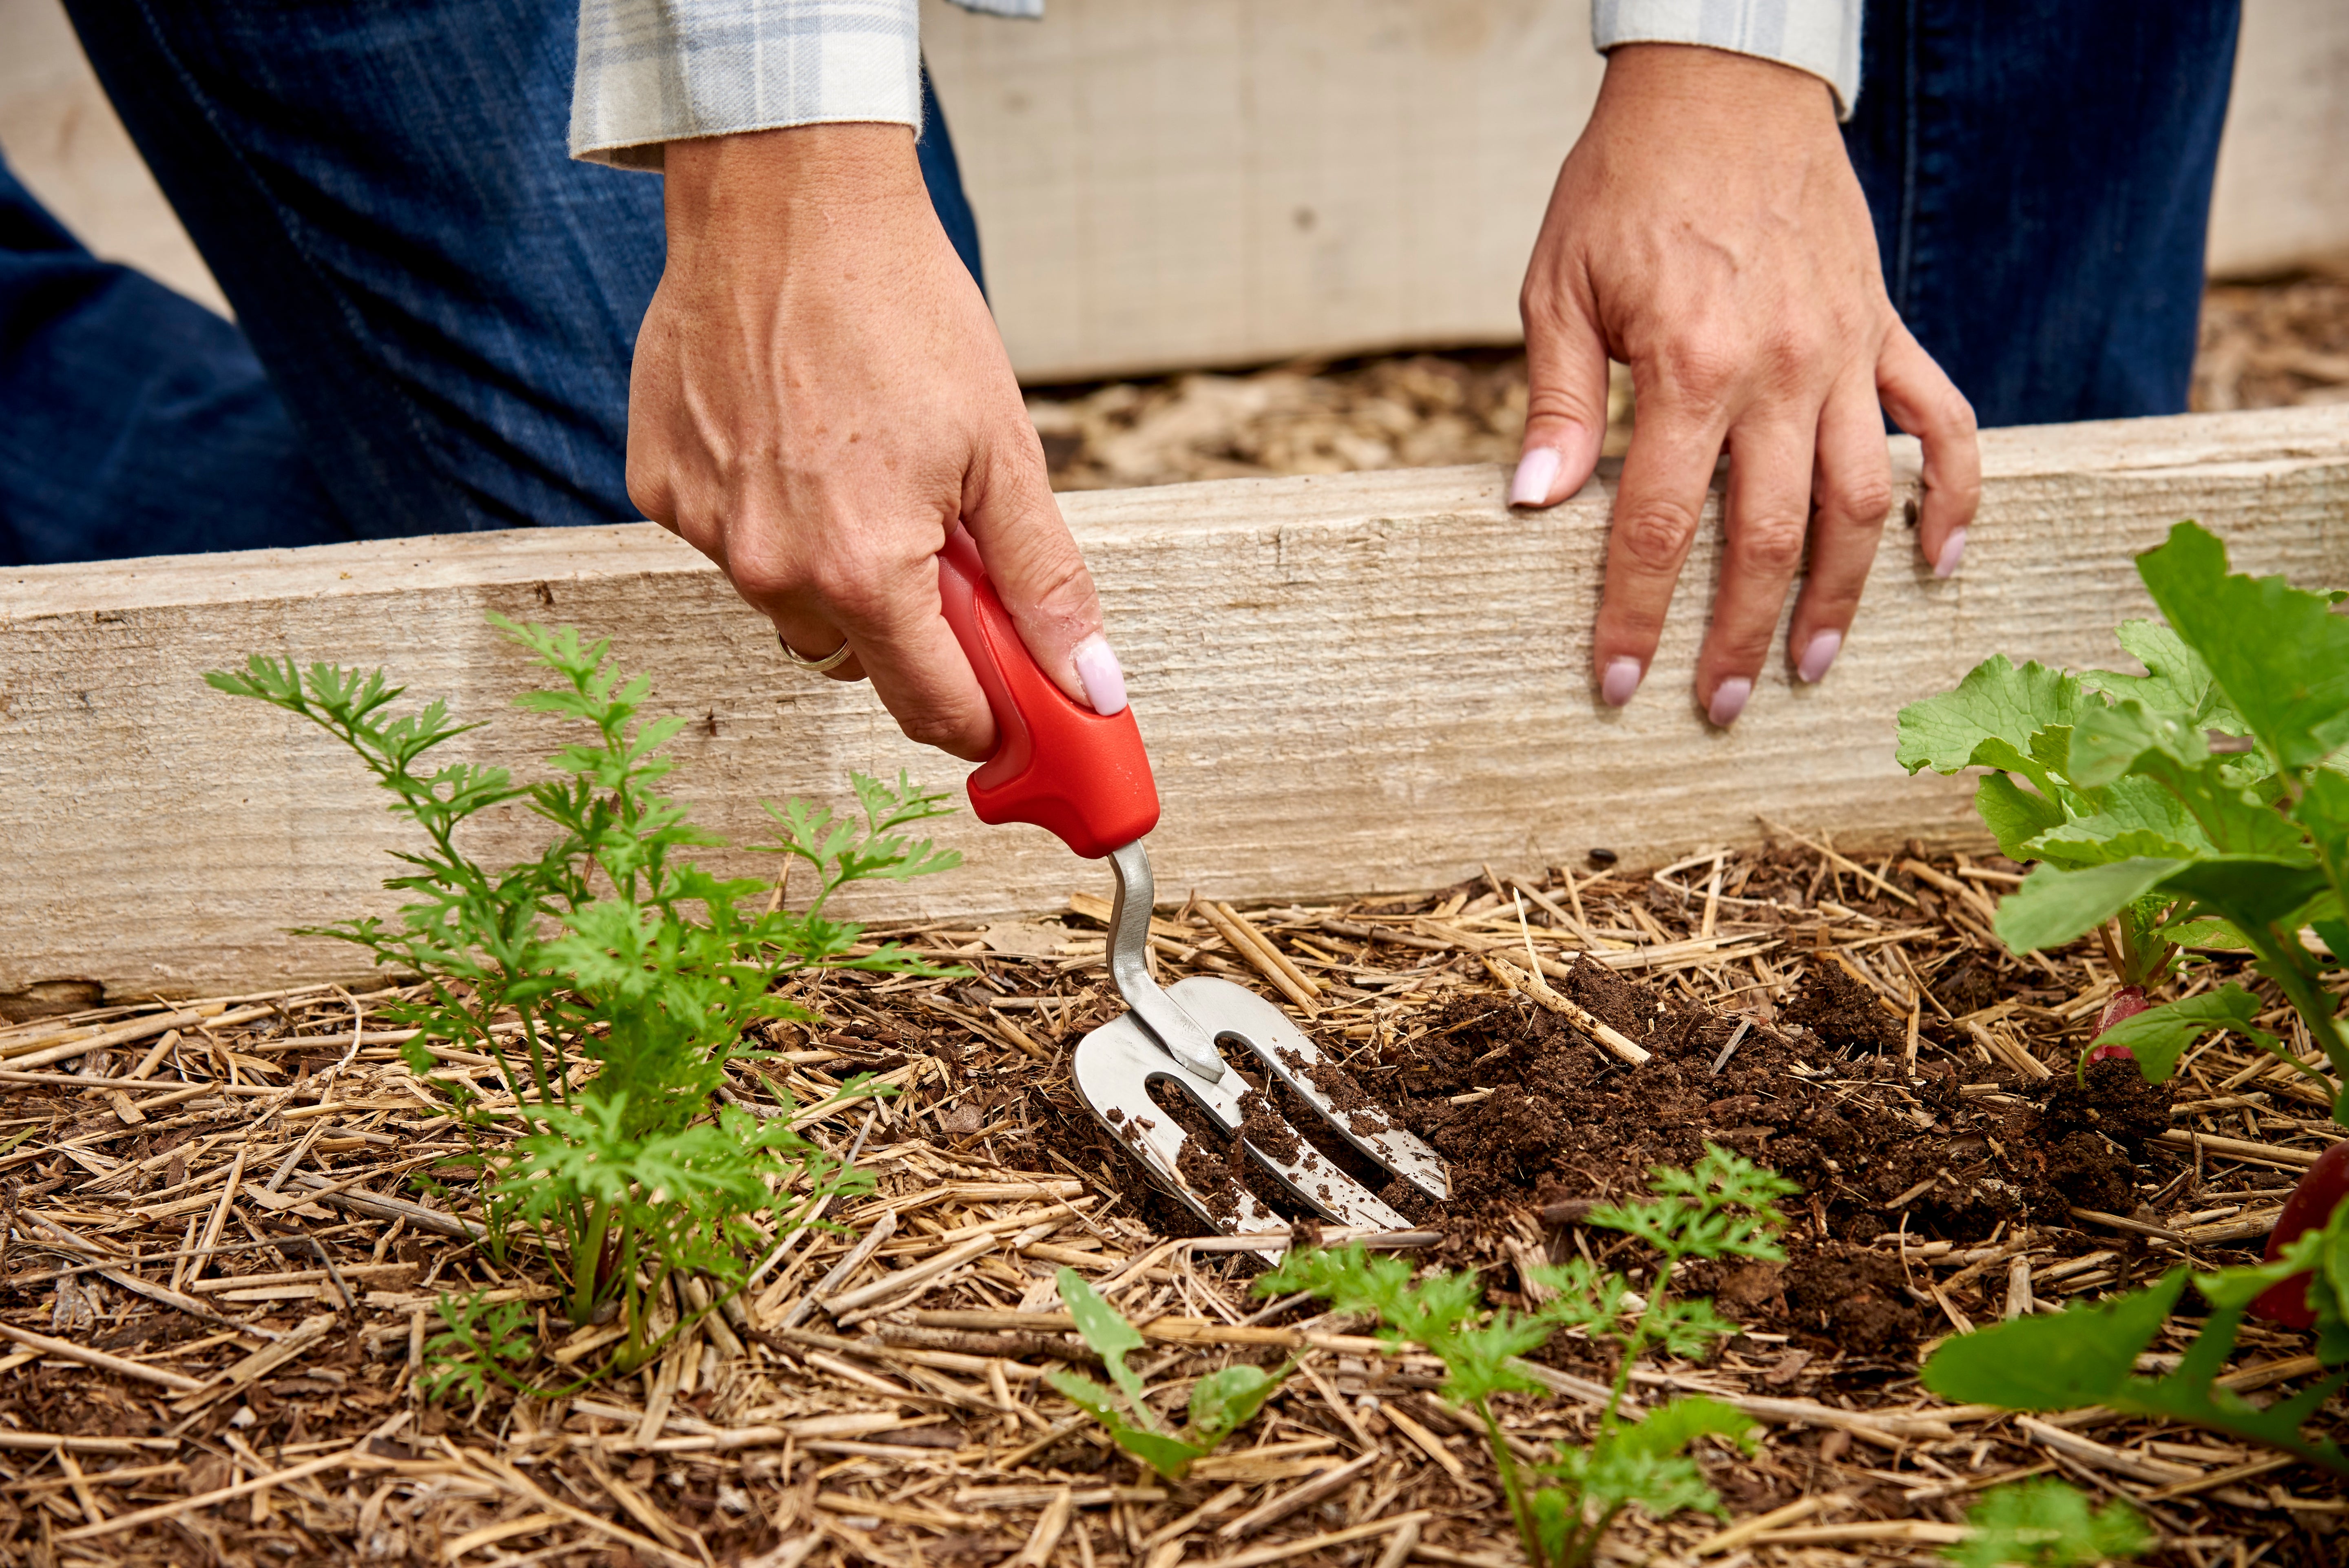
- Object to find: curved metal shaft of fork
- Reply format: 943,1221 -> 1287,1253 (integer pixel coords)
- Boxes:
1106,840 -> 1227,1082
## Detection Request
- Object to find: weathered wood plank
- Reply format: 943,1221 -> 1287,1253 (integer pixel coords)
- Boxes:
3,406 -> 2345,998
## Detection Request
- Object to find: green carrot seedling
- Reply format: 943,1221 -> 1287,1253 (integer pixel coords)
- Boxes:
208,617 -> 960,1373
1045,1269 -> 1290,1480
1943,1478 -> 2150,1568
420,1292 -> 539,1408
1265,1145 -> 1795,1568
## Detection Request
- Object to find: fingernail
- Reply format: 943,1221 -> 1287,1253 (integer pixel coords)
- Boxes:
1708,677 -> 1752,728
1935,527 -> 1968,579
1073,633 -> 1127,715
1796,628 -> 1842,685
1600,657 -> 1643,708
1509,448 -> 1561,508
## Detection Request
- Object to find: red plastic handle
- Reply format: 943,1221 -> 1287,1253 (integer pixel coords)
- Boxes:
935,528 -> 1160,859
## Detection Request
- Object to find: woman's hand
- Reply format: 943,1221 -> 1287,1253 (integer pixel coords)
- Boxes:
1514,44 -> 1980,725
628,124 -> 1124,761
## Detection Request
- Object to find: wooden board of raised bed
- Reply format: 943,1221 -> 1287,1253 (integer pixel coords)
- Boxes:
3,405 -> 2347,1000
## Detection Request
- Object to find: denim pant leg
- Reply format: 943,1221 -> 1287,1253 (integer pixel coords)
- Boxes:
59,2 -> 984,551
1843,0 -> 2239,427
0,160 -> 351,565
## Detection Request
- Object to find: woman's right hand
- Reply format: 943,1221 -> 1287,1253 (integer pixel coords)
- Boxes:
626,123 -> 1127,762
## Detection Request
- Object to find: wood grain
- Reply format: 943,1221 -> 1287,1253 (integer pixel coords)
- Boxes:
3,406 -> 2345,998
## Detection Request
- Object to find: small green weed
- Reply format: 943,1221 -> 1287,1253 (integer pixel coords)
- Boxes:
1046,1268 -> 1289,1480
1265,1145 -> 1797,1568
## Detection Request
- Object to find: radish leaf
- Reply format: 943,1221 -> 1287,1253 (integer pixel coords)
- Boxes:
1975,774 -> 2066,860
2137,520 -> 2349,770
1923,1273 -> 2179,1408
1895,655 -> 2088,798
1991,858 -> 2180,952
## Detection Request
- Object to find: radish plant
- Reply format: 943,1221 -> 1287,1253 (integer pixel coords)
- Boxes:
1264,1146 -> 1793,1568
1902,520 -> 2349,1416
1922,1197 -> 2349,1477
1897,521 -> 2347,1100
207,617 -> 959,1371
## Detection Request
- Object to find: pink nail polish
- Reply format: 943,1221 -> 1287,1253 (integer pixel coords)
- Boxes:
1796,629 -> 1842,684
1073,633 -> 1127,716
1510,448 -> 1561,508
1935,527 -> 1968,579
1600,657 -> 1642,708
1708,677 -> 1752,728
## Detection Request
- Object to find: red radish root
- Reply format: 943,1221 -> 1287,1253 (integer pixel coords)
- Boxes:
2084,984 -> 2150,1064
2252,1141 -> 2349,1327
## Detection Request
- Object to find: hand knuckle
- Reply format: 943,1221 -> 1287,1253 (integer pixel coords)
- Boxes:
1654,339 -> 1740,405
1524,385 -> 1601,426
1941,389 -> 1981,439
807,559 -> 894,624
1026,557 -> 1097,622
1518,286 -> 1569,336
725,547 -> 815,608
1613,501 -> 1701,573
898,712 -> 965,752
1739,518 -> 1809,574
1826,474 -> 1896,527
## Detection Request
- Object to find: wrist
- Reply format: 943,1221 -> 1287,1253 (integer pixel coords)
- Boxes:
661,123 -> 927,237
1597,42 -> 1836,131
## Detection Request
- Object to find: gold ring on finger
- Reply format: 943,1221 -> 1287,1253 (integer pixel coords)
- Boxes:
778,631 -> 853,675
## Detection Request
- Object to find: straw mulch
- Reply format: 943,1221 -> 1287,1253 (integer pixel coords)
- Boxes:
1,837 -> 2343,1568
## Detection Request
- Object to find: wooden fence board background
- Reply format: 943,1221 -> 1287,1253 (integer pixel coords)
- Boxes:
5,0 -> 2344,382
3,405 -> 2345,999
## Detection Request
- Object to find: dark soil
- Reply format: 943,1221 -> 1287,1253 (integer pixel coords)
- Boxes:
1028,952 -> 2183,1359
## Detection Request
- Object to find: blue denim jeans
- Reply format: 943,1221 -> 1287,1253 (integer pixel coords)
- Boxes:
1841,0 -> 2240,427
2,2 -> 2233,565
3,0 -> 980,565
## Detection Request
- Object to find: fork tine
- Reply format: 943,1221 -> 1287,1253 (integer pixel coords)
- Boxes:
1168,978 -> 1448,1205
1086,844 -> 1448,1238
1072,1018 -> 1415,1237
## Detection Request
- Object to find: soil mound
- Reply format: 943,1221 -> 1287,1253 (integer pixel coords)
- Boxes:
1029,953 -> 2191,1356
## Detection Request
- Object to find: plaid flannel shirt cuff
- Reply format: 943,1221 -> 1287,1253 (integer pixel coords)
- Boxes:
571,0 -> 925,170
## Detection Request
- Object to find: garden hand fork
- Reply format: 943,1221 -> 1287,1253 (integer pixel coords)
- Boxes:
937,530 -> 1447,1238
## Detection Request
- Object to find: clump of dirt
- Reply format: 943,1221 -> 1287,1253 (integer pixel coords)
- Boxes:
1345,955 -> 2185,1352
1781,962 -> 1904,1055
2030,1132 -> 2140,1216
2038,1055 -> 2175,1150
1930,953 -> 2003,1015
1783,1245 -> 1927,1356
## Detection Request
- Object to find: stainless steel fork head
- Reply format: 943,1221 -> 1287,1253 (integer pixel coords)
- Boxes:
1071,974 -> 1447,1238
